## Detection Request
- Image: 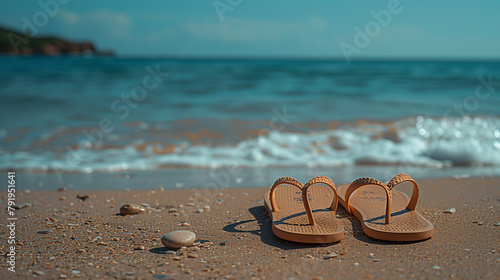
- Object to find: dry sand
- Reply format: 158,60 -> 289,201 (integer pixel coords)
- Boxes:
1,177 -> 499,279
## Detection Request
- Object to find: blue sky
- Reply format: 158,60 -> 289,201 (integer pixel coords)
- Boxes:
1,0 -> 499,58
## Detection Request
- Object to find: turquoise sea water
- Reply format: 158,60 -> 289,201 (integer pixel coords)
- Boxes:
1,56 -> 500,188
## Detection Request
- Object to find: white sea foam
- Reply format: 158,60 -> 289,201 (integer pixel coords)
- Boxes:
2,116 -> 499,173
150,116 -> 500,169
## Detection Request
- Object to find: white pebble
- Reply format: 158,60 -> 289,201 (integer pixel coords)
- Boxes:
165,250 -> 176,256
161,230 -> 196,249
443,208 -> 456,214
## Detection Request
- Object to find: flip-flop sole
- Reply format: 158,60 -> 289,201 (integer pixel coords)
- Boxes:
338,184 -> 433,241
264,184 -> 344,243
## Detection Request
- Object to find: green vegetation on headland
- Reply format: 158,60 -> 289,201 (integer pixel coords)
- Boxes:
0,26 -> 114,56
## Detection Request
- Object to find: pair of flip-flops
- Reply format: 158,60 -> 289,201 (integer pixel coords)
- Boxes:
264,173 -> 434,243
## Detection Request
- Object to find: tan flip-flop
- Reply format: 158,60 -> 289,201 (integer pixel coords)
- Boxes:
338,173 -> 434,242
264,176 -> 344,243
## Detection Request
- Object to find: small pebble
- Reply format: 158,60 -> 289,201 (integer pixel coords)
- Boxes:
161,230 -> 196,249
59,274 -> 68,279
165,250 -> 176,256
72,270 -> 81,274
33,270 -> 45,275
168,208 -> 178,213
494,222 -> 500,227
59,196 -> 66,201
134,246 -> 146,250
37,230 -> 52,234
119,204 -> 146,215
443,208 -> 456,214
433,265 -> 441,270
324,252 -> 338,259
478,222 -> 484,225
13,203 -> 30,210
76,194 -> 90,201
173,256 -> 182,261
188,253 -> 199,258
58,187 -> 66,192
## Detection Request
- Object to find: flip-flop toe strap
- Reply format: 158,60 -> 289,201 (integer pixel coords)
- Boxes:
345,173 -> 419,225
302,176 -> 339,226
386,173 -> 419,211
345,177 -> 392,224
270,176 -> 339,226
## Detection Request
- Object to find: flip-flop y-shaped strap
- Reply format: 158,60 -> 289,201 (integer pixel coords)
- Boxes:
269,176 -> 304,212
302,176 -> 338,226
386,173 -> 419,211
345,173 -> 419,225
345,177 -> 392,224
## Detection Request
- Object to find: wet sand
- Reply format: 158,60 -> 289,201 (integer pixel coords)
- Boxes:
1,177 -> 499,279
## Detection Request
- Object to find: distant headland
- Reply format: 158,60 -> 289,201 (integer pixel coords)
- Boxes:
0,26 -> 114,56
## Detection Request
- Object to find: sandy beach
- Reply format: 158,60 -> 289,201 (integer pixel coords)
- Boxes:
1,176 -> 498,279
2,1 -> 500,279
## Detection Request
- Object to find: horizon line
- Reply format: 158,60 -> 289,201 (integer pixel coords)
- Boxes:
1,52 -> 500,62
